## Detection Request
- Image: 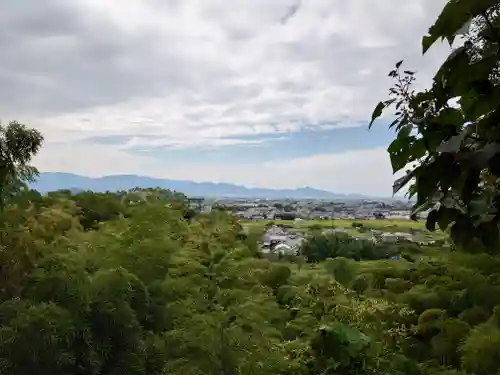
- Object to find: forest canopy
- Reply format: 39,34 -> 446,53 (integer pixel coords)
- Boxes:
2,1 -> 500,375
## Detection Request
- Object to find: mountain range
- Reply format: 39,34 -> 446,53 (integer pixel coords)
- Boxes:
29,172 -> 392,200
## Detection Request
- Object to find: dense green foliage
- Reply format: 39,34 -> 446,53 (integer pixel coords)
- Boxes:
0,179 -> 499,374
300,232 -> 400,262
0,121 -> 43,210
371,0 -> 500,251
3,1 -> 500,374
0,73 -> 499,375
1,188 -> 419,375
357,250 -> 500,375
1,127 -> 485,375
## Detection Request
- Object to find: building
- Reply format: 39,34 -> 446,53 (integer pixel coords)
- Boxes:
187,197 -> 213,212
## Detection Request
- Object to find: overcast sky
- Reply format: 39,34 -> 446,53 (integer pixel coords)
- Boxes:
0,0 -> 450,195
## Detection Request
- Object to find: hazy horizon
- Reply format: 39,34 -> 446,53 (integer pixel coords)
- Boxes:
33,171 -> 409,199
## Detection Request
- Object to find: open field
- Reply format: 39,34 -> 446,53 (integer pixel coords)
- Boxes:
240,218 -> 447,240
241,218 -> 426,230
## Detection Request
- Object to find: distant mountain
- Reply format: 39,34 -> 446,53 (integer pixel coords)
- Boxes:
30,172 -> 388,200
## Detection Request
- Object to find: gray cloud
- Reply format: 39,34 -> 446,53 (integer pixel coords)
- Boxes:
4,0 -> 451,194
280,0 -> 302,24
0,0 -> 449,149
0,0 -> 228,116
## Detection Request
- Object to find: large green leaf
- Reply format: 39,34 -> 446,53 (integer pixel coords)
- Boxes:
426,209 -> 439,231
387,138 -> 410,174
369,102 -> 386,128
436,206 -> 462,231
423,0 -> 498,54
392,169 -> 417,195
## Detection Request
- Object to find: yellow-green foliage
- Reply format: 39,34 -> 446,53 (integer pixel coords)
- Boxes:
0,184 -> 498,375
0,189 -> 419,375
1,188 -> 499,375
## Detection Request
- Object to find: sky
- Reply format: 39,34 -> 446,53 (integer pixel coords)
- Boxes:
0,0 -> 451,196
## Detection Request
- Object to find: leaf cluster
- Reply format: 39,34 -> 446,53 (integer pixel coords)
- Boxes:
371,0 -> 500,251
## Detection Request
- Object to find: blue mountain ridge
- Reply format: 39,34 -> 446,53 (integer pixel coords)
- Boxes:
30,172 -> 399,200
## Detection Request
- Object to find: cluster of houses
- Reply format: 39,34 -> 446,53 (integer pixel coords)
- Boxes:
184,197 -> 442,256
186,197 -> 213,213
230,200 -> 421,221
259,225 -> 441,255
261,226 -> 306,254
185,197 -> 430,222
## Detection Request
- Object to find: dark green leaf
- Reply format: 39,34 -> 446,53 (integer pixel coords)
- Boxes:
468,143 -> 500,170
408,139 -> 427,160
369,102 -> 386,128
449,217 -> 475,248
375,0 -> 500,251
392,171 -> 414,195
424,0 -> 497,55
477,221 -> 500,250
422,35 -> 434,54
426,209 -> 438,231
415,159 -> 442,207
469,196 -> 492,217
449,222 -> 462,246
412,200 -> 433,217
398,123 -> 413,138
446,35 -> 456,46
489,153 -> 500,177
389,118 -> 400,128
387,138 -> 410,173
461,170 -> 481,204
434,108 -> 464,129
437,207 -> 461,231
472,79 -> 494,96
436,131 -> 467,153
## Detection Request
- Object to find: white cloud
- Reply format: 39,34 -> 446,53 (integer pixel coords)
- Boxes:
2,0 -> 448,193
4,0 -> 448,144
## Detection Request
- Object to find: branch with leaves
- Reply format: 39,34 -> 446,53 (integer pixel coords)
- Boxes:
371,0 -> 500,252
0,121 -> 43,210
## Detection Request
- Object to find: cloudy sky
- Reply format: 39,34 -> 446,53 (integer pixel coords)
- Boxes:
1,0 -> 450,196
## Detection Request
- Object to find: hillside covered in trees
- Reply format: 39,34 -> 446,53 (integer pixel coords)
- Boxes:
3,0 -> 500,374
1,121 -> 500,374
3,177 -> 500,375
